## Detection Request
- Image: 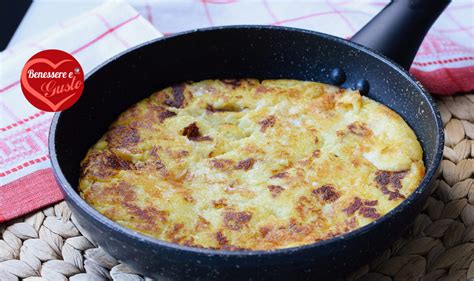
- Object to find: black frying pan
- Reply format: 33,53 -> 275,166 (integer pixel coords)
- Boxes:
49,0 -> 448,280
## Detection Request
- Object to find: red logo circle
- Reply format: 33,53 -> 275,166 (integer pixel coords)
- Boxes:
20,49 -> 84,112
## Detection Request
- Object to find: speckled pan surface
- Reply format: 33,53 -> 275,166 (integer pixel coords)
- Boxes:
49,26 -> 444,280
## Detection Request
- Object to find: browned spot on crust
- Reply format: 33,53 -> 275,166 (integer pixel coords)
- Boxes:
223,211 -> 252,231
216,230 -> 229,247
261,220 -> 311,243
348,122 -> 372,137
81,150 -> 133,179
224,185 -> 256,199
270,172 -> 288,179
158,110 -> 176,122
175,150 -> 188,158
375,171 -> 390,186
295,196 -> 319,220
364,200 -> 378,206
325,231 -> 343,240
267,185 -> 285,198
375,170 -> 408,200
102,208 -> 118,219
164,84 -> 186,108
184,194 -> 194,203
106,153 -> 133,170
213,199 -> 228,208
259,115 -> 276,132
298,157 -> 312,167
235,158 -> 255,171
135,158 -> 167,175
256,85 -> 270,94
182,122 -> 199,139
173,150 -> 189,158
287,218 -> 311,235
242,144 -> 260,154
152,160 -> 166,170
343,197 -> 362,215
390,171 -> 408,189
312,150 -> 321,158
344,217 -> 357,231
312,185 -> 340,203
336,130 -> 345,137
117,182 -> 136,202
88,182 -> 137,206
149,146 -> 160,158
318,94 -> 336,110
381,187 -> 406,200
221,79 -> 242,88
106,125 -> 140,149
375,170 -> 407,189
343,198 -> 381,218
259,226 -> 271,237
182,122 -> 212,142
196,136 -> 212,141
359,207 -> 381,219
124,202 -> 168,225
195,216 -> 210,231
182,238 -> 196,247
205,104 -> 219,113
166,223 -> 184,242
210,159 -> 234,170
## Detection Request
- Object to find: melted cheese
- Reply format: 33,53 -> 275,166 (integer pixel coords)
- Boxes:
79,79 -> 425,250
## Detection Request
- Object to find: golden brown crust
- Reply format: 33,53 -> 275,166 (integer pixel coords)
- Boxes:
79,79 -> 425,250
312,185 -> 340,203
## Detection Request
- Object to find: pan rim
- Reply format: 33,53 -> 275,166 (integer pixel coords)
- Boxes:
48,24 -> 444,257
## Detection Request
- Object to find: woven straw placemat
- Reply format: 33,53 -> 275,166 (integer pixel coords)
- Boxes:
1,95 -> 473,281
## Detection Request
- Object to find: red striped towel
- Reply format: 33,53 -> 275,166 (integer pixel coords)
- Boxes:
0,2 -> 161,221
0,0 -> 472,222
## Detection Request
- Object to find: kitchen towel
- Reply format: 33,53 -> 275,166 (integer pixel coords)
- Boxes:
0,1 -> 162,221
0,0 -> 472,222
129,0 -> 473,95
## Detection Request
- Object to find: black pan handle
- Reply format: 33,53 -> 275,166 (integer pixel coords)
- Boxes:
351,0 -> 450,70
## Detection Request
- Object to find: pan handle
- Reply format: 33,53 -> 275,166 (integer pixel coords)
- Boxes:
350,0 -> 450,70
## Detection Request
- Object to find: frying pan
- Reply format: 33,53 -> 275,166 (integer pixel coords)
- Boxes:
49,0 -> 449,280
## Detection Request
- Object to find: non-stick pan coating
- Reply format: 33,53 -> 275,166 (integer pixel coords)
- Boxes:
49,26 -> 443,280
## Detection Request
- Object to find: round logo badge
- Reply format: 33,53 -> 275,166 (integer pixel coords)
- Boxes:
20,49 -> 84,112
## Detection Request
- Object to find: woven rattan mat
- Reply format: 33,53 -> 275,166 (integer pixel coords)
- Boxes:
1,95 -> 473,281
